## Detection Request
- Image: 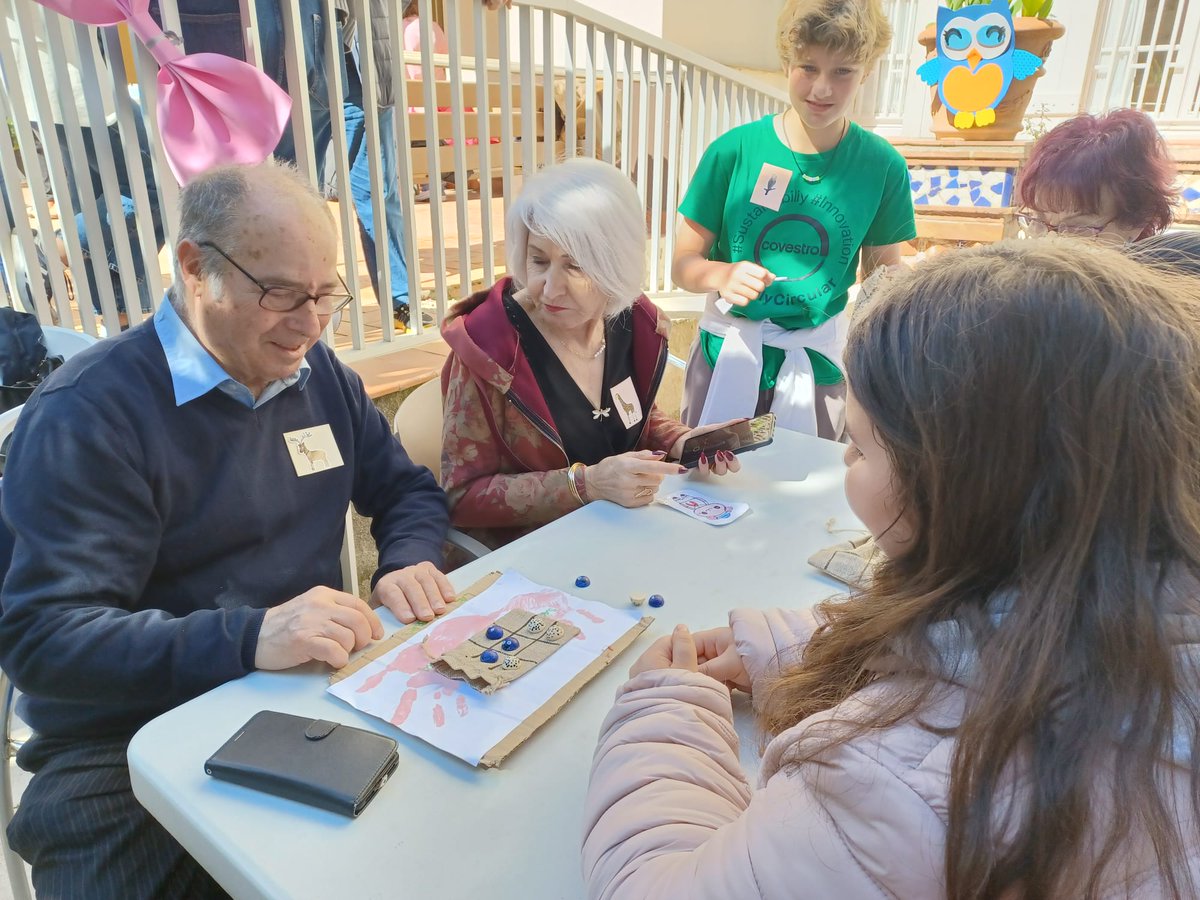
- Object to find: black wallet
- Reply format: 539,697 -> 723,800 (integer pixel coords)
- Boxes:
204,711 -> 399,818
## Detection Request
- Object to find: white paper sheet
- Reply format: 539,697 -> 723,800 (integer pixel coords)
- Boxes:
328,570 -> 644,766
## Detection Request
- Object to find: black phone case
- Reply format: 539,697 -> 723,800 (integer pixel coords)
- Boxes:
680,414 -> 776,468
204,710 -> 399,818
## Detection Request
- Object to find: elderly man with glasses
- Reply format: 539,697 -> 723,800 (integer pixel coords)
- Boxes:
0,159 -> 452,897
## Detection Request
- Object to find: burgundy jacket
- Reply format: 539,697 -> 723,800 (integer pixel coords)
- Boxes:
440,277 -> 688,547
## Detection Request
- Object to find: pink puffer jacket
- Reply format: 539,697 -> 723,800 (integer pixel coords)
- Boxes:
582,607 -> 1200,899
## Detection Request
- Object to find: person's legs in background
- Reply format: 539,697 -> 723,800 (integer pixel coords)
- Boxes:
172,1 -> 343,182
61,106 -> 164,322
267,1 -> 343,180
344,65 -> 411,330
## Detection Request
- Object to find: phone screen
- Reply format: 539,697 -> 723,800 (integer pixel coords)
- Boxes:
678,413 -> 776,468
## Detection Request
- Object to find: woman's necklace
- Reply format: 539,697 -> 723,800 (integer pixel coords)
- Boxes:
527,300 -> 608,360
539,317 -> 610,418
547,332 -> 607,361
782,109 -> 849,185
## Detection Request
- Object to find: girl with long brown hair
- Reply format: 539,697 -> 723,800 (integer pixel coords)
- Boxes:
582,239 -> 1200,899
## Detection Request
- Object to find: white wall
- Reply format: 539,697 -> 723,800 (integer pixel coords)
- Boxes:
590,0 -> 666,38
661,0 -> 786,71
1028,0 -> 1101,118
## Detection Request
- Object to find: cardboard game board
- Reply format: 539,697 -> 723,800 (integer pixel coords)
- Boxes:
329,571 -> 652,767
429,610 -> 581,694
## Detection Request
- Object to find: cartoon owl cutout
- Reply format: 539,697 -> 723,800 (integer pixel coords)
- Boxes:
916,0 -> 1043,130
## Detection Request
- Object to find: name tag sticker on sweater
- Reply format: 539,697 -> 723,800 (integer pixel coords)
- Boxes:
750,163 -> 792,212
609,377 -> 643,430
283,424 -> 345,477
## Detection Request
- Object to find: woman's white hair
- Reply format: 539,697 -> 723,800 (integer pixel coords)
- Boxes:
505,158 -> 647,317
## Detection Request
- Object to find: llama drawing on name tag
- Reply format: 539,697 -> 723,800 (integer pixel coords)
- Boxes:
609,377 -> 643,429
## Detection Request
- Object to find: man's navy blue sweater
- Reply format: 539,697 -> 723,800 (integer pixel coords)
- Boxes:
0,320 -> 449,745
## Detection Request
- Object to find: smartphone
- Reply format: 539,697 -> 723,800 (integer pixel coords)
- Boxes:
678,413 -> 776,468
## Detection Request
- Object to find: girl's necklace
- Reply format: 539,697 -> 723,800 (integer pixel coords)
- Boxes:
783,109 -> 849,185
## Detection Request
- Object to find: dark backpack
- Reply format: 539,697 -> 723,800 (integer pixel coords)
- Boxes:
0,309 -> 63,475
0,308 -> 63,414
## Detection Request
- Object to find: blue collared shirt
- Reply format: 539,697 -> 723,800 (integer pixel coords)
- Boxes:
154,298 -> 311,409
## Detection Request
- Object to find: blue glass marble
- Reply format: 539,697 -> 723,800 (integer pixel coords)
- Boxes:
485,625 -> 504,641
648,594 -> 665,608
480,649 -> 499,664
501,637 -> 519,652
575,575 -> 591,588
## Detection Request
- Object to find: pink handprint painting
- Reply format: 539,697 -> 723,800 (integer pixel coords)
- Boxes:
328,571 -> 645,766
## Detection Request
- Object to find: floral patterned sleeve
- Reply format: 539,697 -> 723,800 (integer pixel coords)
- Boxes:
637,404 -> 690,457
440,354 -> 581,529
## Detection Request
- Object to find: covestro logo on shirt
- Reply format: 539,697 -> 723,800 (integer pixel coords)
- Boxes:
754,214 -> 829,282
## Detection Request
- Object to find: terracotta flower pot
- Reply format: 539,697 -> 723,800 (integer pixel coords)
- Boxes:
916,17 -> 1066,141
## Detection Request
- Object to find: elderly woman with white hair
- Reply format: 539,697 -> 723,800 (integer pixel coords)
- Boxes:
440,158 -> 739,548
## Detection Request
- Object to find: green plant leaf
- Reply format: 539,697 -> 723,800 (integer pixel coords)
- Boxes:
945,0 -> 1050,13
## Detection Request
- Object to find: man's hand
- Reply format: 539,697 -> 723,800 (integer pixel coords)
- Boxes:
629,624 -> 700,677
372,561 -> 457,624
255,586 -> 383,671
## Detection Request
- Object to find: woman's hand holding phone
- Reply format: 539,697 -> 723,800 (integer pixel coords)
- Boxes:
670,419 -> 747,475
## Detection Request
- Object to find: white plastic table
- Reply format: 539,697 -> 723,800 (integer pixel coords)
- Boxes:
128,430 -> 860,900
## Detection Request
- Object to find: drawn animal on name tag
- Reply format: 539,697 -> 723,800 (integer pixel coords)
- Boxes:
287,431 -> 328,471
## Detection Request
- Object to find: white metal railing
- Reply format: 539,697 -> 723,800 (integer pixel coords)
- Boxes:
0,0 -> 786,359
1085,0 -> 1200,123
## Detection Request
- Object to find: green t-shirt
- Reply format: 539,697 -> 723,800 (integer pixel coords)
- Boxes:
679,116 -> 916,388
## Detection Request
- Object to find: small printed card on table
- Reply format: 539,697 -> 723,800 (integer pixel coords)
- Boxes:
657,487 -> 749,526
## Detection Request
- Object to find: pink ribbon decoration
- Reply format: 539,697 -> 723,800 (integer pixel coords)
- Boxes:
33,0 -> 292,184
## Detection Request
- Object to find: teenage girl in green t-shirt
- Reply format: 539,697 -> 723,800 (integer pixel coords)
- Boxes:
673,0 -> 916,440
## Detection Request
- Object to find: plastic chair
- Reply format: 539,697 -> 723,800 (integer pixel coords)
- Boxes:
393,378 -> 447,479
0,416 -> 33,900
0,666 -> 29,900
41,325 -> 98,360
0,406 -> 22,459
393,379 -> 490,562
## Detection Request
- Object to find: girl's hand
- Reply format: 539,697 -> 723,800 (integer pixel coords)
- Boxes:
629,625 -> 699,677
693,626 -> 751,692
586,451 -> 686,507
715,261 -> 774,307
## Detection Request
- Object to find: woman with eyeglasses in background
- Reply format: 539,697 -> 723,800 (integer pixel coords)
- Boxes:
1017,108 -> 1178,244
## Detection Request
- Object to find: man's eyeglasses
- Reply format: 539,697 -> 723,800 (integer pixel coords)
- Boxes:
199,242 -> 355,315
1017,213 -> 1118,239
